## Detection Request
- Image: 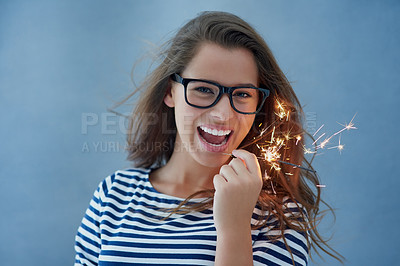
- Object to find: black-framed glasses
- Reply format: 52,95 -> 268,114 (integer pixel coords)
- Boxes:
171,73 -> 270,115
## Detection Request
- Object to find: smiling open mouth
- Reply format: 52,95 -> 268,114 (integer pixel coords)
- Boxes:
197,126 -> 232,146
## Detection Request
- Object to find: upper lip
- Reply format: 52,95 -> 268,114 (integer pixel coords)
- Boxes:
198,125 -> 233,136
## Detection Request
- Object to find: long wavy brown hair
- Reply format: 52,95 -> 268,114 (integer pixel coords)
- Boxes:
118,11 -> 343,264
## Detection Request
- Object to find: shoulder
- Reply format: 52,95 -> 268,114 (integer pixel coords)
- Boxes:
252,197 -> 309,265
97,168 -> 152,198
282,196 -> 307,217
252,196 -> 309,247
110,168 -> 151,183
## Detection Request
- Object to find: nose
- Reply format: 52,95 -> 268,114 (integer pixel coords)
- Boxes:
209,94 -> 234,121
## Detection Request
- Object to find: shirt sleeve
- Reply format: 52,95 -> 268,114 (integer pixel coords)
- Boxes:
252,227 -> 309,266
74,176 -> 111,266
252,200 -> 310,266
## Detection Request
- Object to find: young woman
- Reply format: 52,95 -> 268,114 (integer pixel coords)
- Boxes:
75,11 -> 341,265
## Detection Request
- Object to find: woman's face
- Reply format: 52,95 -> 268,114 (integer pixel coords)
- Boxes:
165,42 -> 259,168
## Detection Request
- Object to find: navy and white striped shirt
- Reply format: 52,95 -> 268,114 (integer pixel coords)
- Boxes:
75,168 -> 309,265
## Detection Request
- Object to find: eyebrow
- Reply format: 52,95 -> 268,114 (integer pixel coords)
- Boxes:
237,83 -> 258,87
203,78 -> 257,88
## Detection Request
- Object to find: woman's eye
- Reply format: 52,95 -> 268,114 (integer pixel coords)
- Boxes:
195,87 -> 214,94
233,91 -> 251,98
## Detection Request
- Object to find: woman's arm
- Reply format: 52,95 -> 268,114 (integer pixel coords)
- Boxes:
213,149 -> 263,265
74,177 -> 110,266
215,224 -> 253,265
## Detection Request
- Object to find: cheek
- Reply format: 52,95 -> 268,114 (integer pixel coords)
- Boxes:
240,115 -> 256,133
234,116 -> 256,142
174,105 -> 202,136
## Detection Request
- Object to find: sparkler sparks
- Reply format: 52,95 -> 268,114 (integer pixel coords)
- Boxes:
295,135 -> 302,145
222,152 -> 316,173
311,113 -> 357,153
260,144 -> 282,171
313,124 -> 325,137
275,99 -> 290,121
333,113 -> 358,136
318,137 -> 331,149
227,98 -> 356,190
303,146 -> 317,155
328,135 -> 345,154
312,132 -> 325,145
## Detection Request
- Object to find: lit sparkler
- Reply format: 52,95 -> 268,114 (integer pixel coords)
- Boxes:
259,141 -> 282,171
275,99 -> 290,121
230,99 -> 356,188
222,151 -> 316,173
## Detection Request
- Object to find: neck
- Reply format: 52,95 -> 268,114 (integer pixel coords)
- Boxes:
150,146 -> 226,199
162,149 -> 219,189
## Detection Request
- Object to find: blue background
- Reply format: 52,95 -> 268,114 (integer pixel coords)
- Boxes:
1,0 -> 399,265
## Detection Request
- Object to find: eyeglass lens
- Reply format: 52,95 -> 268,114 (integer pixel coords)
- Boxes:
186,80 -> 261,113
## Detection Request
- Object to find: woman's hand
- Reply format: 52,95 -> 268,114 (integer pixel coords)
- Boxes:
213,149 -> 263,233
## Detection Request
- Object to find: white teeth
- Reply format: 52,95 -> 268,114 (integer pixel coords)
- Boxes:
200,126 -> 231,136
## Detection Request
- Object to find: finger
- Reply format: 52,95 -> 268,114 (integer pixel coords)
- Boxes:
230,154 -> 246,168
231,149 -> 261,176
213,174 -> 227,189
219,164 -> 237,182
228,158 -> 247,175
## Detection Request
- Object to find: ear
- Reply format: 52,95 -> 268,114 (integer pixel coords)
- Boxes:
163,83 -> 175,108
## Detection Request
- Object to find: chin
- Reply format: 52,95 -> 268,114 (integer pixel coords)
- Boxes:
196,156 -> 228,169
192,145 -> 233,168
